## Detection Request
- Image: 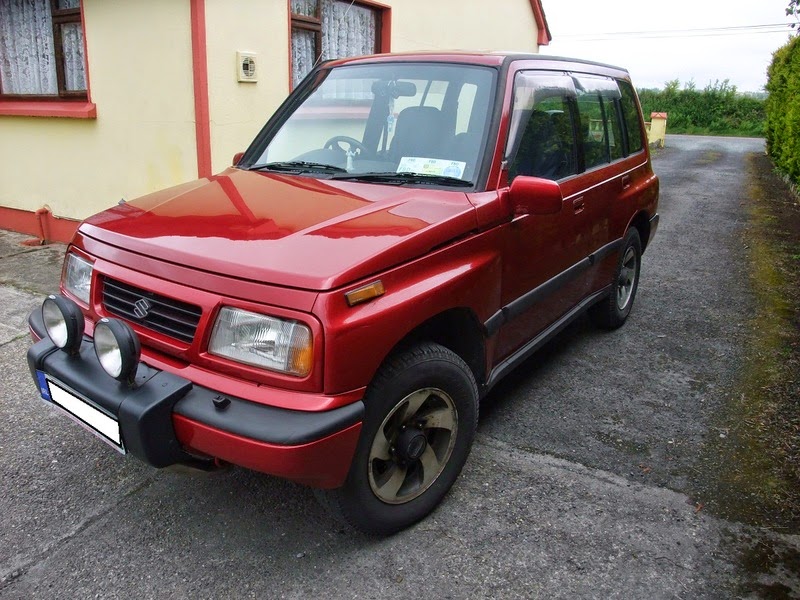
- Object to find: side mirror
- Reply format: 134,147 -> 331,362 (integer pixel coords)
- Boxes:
232,152 -> 244,166
508,176 -> 563,216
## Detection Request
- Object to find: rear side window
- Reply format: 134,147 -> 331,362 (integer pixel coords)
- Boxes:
574,75 -> 623,169
618,80 -> 644,154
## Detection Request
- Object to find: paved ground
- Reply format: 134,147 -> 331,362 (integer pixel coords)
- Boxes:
1,135 -> 798,599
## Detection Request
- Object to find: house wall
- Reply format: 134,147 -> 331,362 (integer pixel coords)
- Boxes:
391,0 -> 538,54
0,0 -> 542,237
0,0 -> 197,222
204,0 -> 291,175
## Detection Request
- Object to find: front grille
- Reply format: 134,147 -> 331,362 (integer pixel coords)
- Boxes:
102,277 -> 202,344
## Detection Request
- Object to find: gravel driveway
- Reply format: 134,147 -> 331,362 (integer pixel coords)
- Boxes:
1,135 -> 798,599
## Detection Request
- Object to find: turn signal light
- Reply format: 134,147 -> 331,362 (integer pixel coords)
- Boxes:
345,280 -> 385,307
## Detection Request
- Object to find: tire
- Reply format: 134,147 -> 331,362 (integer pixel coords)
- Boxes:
315,342 -> 479,535
589,227 -> 642,330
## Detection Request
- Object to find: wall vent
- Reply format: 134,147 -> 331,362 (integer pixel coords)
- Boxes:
237,51 -> 257,82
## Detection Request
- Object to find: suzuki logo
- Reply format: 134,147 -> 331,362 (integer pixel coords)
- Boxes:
133,298 -> 152,320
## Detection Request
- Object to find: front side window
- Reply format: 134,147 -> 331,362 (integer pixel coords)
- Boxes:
0,0 -> 86,98
506,72 -> 579,181
248,62 -> 496,188
290,0 -> 382,89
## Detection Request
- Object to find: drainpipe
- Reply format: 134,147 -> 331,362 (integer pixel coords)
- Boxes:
34,207 -> 51,245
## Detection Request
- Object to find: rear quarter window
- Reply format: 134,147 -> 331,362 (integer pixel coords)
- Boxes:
618,80 -> 644,154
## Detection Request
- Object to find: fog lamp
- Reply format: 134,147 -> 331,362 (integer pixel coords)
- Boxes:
94,318 -> 141,385
42,294 -> 85,355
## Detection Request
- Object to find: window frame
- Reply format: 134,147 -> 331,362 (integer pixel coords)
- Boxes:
0,0 -> 95,117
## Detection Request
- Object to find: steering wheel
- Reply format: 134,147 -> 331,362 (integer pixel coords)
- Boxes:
324,136 -> 369,155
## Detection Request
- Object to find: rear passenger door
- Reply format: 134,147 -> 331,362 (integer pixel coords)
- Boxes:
571,75 -> 645,295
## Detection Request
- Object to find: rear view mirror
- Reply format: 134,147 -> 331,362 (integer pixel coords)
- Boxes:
508,176 -> 563,215
232,152 -> 244,166
371,80 -> 417,98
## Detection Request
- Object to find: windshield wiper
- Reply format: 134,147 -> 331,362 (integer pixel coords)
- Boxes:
331,172 -> 473,187
249,161 -> 348,174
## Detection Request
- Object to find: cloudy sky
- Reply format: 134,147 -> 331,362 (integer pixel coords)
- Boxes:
539,0 -> 798,92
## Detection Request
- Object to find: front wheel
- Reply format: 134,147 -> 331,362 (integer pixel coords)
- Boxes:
589,227 -> 642,330
315,343 -> 478,535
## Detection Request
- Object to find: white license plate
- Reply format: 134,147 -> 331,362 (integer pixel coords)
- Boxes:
44,377 -> 126,453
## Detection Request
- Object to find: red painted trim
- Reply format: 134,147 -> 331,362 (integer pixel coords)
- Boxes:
79,0 -> 94,103
0,206 -> 79,244
190,0 -> 212,179
529,0 -> 552,46
0,100 -> 96,118
286,0 -> 293,91
173,414 -> 362,488
379,4 -> 391,53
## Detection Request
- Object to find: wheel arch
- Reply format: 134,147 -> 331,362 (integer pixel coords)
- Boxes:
382,308 -> 488,389
629,210 -> 652,251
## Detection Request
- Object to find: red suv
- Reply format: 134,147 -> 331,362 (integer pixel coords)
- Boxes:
27,52 -> 659,534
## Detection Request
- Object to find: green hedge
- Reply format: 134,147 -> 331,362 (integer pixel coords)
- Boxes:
637,81 -> 766,137
765,35 -> 800,184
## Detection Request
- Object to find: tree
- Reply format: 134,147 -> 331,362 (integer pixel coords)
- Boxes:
789,0 -> 799,30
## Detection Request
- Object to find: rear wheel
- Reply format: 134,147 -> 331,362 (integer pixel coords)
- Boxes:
589,228 -> 642,330
315,342 -> 478,535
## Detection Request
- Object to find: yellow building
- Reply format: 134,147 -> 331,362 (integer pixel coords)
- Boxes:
0,0 -> 550,243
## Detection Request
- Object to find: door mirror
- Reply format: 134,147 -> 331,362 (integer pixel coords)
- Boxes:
508,176 -> 563,215
232,152 -> 244,166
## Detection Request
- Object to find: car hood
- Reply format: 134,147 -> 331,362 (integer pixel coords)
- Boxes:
79,168 -> 478,290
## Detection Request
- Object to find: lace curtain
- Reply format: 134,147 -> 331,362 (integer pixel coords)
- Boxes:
291,0 -> 377,88
321,1 -> 375,62
0,0 -> 85,95
61,21 -> 85,91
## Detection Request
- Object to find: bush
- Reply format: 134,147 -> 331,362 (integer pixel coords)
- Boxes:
638,80 -> 766,138
765,35 -> 800,184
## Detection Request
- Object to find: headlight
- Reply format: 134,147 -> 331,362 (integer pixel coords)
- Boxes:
209,307 -> 313,377
64,253 -> 93,305
94,318 -> 141,384
42,294 -> 85,355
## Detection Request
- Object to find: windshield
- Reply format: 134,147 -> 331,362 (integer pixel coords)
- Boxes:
249,62 -> 496,187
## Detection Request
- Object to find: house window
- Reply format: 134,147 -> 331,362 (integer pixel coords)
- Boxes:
290,0 -> 383,89
0,0 -> 87,98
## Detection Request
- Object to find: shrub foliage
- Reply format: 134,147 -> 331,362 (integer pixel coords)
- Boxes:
637,80 -> 766,138
765,34 -> 800,184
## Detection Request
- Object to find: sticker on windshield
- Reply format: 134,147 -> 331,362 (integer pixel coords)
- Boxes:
397,157 -> 466,179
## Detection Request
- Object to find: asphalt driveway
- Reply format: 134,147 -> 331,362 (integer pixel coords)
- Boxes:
1,135 -> 798,599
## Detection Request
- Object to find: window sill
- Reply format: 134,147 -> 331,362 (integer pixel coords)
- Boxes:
0,99 -> 97,119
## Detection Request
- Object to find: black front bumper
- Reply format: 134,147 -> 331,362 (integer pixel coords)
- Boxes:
27,308 -> 363,469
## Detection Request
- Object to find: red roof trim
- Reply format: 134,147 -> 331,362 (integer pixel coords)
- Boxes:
529,0 -> 552,46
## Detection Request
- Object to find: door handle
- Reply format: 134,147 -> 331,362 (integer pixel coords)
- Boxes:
572,197 -> 585,214
621,175 -> 631,190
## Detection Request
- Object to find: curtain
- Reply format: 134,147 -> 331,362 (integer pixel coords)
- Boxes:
291,1 -> 377,88
291,28 -> 316,89
0,0 -> 57,94
290,0 -> 317,18
321,0 -> 376,62
61,21 -> 85,91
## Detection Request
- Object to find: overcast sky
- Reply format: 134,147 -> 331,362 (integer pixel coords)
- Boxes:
539,0 -> 798,92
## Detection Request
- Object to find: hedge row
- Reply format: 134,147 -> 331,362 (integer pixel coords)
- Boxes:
765,35 -> 800,184
637,81 -> 765,137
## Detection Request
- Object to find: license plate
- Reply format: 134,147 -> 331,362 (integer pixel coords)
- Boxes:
40,374 -> 126,453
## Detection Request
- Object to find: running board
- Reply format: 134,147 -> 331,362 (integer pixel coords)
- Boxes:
482,285 -> 611,396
